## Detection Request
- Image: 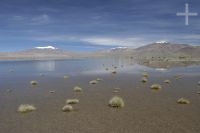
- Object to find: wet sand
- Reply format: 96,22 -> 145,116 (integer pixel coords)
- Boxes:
0,71 -> 200,133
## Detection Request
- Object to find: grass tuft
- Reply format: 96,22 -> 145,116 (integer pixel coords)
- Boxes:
30,80 -> 38,86
73,86 -> 82,92
112,70 -> 117,74
66,99 -> 79,104
96,78 -> 103,81
89,80 -> 99,84
164,80 -> 171,84
141,77 -> 148,83
175,74 -> 182,80
150,84 -> 162,90
64,75 -> 69,79
142,72 -> 149,77
9,69 -> 15,73
109,96 -> 125,108
40,73 -> 44,76
62,105 -> 73,112
177,98 -> 190,104
113,90 -> 119,93
18,104 -> 36,113
49,90 -> 55,93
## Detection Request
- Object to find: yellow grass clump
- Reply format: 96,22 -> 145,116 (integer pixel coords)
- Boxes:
64,75 -> 69,79
62,105 -> 73,112
177,98 -> 190,104
40,73 -> 44,76
109,96 -> 125,108
89,80 -> 99,84
142,72 -> 149,77
18,104 -> 36,113
66,99 -> 79,104
30,80 -> 38,85
49,90 -> 55,93
175,74 -> 182,80
9,69 -> 15,73
114,66 -> 118,69
113,90 -> 119,93
114,88 -> 121,90
141,77 -> 148,83
73,86 -> 82,92
150,84 -> 162,90
112,70 -> 117,74
96,78 -> 103,81
164,80 -> 171,84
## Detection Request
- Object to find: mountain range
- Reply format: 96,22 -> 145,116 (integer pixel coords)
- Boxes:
0,42 -> 200,60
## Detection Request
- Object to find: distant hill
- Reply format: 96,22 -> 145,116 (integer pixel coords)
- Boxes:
0,43 -> 200,60
134,42 -> 191,59
0,47 -> 73,60
106,42 -> 200,60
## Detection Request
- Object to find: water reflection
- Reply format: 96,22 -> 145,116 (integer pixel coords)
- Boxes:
0,58 -> 200,77
36,61 -> 55,71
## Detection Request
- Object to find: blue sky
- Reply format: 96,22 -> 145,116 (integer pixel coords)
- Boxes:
0,0 -> 199,51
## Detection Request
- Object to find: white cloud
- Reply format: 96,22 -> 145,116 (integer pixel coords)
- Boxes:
11,14 -> 50,25
12,16 -> 25,21
33,35 -> 76,41
37,7 -> 59,13
33,35 -> 147,47
80,37 -> 145,47
31,14 -> 50,25
183,35 -> 200,40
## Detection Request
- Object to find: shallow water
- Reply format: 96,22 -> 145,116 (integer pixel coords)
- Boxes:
0,58 -> 200,133
1,58 -> 200,77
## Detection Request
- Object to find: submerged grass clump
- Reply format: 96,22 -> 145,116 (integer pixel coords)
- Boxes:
40,73 -> 44,77
177,98 -> 190,104
89,80 -> 99,84
175,74 -> 182,80
18,104 -> 36,113
109,96 -> 125,108
113,90 -> 119,93
73,86 -> 82,92
112,70 -> 117,74
96,78 -> 103,81
164,80 -> 171,84
141,77 -> 148,83
66,99 -> 79,104
64,75 -> 68,79
30,80 -> 38,86
62,105 -> 73,112
9,69 -> 15,73
49,90 -> 55,93
142,72 -> 149,77
198,81 -> 200,86
114,88 -> 121,90
150,84 -> 162,90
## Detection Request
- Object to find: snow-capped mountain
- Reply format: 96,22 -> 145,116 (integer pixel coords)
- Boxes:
111,47 -> 128,50
109,47 -> 130,52
155,41 -> 169,44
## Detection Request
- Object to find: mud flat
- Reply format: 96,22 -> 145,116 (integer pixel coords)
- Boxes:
0,59 -> 200,133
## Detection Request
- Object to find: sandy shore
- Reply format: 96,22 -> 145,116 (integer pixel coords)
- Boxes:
0,72 -> 200,133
